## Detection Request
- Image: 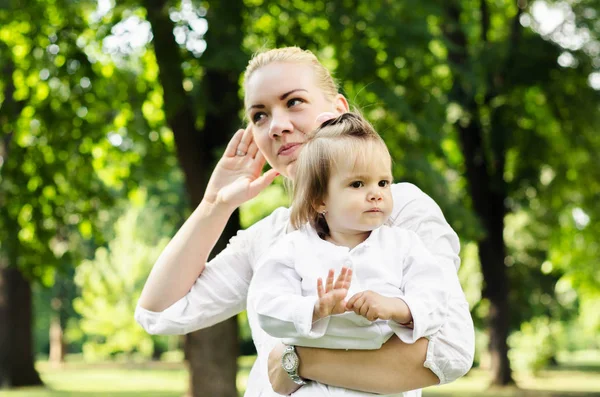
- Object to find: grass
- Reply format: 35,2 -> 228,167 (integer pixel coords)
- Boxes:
0,354 -> 598,396
0,361 -> 187,397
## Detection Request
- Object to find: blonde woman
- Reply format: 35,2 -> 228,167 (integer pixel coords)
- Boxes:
136,47 -> 474,396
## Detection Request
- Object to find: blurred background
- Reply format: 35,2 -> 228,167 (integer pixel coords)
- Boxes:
0,0 -> 599,396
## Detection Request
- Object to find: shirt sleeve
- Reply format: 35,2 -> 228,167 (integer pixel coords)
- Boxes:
248,236 -> 331,340
389,183 -> 461,272
390,230 -> 450,343
134,222 -> 257,336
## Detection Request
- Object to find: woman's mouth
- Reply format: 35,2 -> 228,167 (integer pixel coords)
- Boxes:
278,143 -> 302,156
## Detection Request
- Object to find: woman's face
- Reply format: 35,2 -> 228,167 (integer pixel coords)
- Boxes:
245,62 -> 348,179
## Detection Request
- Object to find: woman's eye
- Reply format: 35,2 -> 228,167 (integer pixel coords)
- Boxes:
287,98 -> 304,107
252,112 -> 266,124
379,180 -> 390,187
350,181 -> 364,188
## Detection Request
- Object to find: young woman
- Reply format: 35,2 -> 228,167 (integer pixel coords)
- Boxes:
136,47 -> 474,396
250,112 -> 455,397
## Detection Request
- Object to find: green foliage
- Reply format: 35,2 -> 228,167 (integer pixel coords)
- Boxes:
1,0 -> 598,379
0,0 -> 178,285
508,316 -> 565,374
71,205 -> 170,360
239,181 -> 289,228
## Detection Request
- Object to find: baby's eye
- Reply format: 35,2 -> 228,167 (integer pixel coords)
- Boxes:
350,181 -> 364,188
379,180 -> 390,187
252,112 -> 267,124
287,98 -> 305,107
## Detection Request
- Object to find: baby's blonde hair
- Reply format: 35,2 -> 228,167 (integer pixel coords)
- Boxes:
244,47 -> 339,106
290,113 -> 391,238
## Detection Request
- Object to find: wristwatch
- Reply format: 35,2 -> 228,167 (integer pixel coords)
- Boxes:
281,345 -> 307,385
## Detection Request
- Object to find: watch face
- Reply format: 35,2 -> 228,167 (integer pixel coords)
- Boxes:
282,352 -> 297,372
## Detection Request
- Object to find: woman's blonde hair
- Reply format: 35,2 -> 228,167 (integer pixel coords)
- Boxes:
290,112 -> 391,238
244,47 -> 339,105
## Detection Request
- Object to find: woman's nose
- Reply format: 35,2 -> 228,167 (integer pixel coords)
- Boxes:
269,110 -> 293,138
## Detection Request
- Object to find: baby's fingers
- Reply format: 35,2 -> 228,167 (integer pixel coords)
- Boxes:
317,278 -> 324,298
333,267 -> 349,290
343,268 -> 353,289
325,269 -> 335,293
366,307 -> 379,322
346,291 -> 361,309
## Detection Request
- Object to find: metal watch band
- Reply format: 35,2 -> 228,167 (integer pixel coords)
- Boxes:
282,345 -> 307,385
289,372 -> 307,385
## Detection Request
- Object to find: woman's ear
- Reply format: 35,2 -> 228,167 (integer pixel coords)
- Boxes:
334,94 -> 349,113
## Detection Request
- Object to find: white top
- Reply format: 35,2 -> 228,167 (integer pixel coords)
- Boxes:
249,224 -> 449,350
134,183 -> 461,397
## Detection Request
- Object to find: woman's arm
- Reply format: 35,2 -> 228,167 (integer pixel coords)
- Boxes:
138,127 -> 278,312
138,200 -> 234,312
269,337 -> 439,395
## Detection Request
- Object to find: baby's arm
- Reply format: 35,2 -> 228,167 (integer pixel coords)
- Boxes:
249,243 -> 351,339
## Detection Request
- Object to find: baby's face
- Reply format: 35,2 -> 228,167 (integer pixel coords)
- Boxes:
322,153 -> 393,234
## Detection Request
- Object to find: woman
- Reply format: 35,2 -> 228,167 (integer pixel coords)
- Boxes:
135,47 -> 474,396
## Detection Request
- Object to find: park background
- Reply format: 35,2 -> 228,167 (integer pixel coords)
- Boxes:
0,0 -> 599,396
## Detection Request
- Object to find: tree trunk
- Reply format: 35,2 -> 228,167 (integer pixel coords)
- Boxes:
48,314 -> 65,367
442,2 -> 515,386
0,41 -> 43,390
0,266 -> 43,388
144,1 -> 245,395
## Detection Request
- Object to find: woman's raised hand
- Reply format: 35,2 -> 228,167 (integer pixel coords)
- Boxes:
204,126 -> 279,210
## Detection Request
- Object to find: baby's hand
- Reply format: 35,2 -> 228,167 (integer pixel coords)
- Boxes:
346,290 -> 412,324
313,267 -> 353,321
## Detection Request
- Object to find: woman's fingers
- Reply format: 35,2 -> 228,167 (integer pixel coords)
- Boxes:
224,128 -> 245,157
247,139 -> 259,159
237,125 -> 254,155
248,169 -> 279,196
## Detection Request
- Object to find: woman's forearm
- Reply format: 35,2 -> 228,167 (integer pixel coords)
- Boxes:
138,199 -> 234,312
298,337 -> 439,394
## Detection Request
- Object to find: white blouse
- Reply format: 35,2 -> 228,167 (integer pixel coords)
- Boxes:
250,224 -> 450,350
135,183 -> 466,396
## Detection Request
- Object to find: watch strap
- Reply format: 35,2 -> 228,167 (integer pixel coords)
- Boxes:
283,345 -> 307,385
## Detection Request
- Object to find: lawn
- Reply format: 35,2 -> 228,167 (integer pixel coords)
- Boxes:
0,353 -> 599,396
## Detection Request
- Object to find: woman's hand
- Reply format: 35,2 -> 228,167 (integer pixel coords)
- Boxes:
204,126 -> 279,210
268,343 -> 302,395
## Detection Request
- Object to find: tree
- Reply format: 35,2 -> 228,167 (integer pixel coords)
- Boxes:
0,0 -> 170,387
141,1 -> 247,395
73,203 -> 171,360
